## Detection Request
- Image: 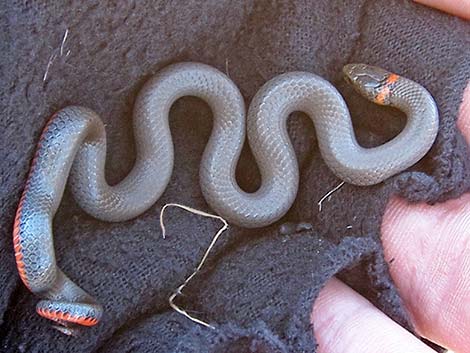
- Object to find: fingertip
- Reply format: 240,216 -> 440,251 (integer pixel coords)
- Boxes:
382,194 -> 470,352
457,82 -> 470,145
414,0 -> 470,20
311,278 -> 436,353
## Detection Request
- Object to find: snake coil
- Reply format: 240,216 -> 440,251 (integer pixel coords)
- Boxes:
13,62 -> 439,333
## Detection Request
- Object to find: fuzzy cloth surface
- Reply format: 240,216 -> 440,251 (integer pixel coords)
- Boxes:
1,1 -> 469,352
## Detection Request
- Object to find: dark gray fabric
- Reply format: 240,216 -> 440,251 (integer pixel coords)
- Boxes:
1,0 -> 469,352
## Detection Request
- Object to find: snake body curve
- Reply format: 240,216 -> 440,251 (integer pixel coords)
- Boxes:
13,62 -> 439,333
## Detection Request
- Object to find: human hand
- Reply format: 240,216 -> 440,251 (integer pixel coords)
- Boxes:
414,0 -> 470,19
311,2 -> 470,352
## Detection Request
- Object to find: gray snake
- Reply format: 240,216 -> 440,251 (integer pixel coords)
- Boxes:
13,62 -> 439,334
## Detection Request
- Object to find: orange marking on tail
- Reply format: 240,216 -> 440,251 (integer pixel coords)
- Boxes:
37,307 -> 99,327
13,112 -> 60,290
13,191 -> 30,289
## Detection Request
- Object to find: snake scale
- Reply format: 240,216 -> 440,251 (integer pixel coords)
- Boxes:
13,62 -> 439,334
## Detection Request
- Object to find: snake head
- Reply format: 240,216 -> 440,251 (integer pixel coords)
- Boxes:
343,64 -> 398,105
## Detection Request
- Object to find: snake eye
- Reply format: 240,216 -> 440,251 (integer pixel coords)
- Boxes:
343,64 -> 392,101
343,72 -> 355,86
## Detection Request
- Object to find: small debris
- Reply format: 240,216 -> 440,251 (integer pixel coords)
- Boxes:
296,222 -> 313,232
317,181 -> 345,212
225,58 -> 230,78
43,28 -> 70,83
279,221 -> 313,235
43,53 -> 57,82
160,203 -> 228,329
279,222 -> 296,235
60,28 -> 69,57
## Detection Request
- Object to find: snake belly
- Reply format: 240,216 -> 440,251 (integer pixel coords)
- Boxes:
13,62 -> 439,330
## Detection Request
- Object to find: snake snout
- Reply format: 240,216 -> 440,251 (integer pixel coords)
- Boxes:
342,63 -> 367,83
343,63 -> 392,102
